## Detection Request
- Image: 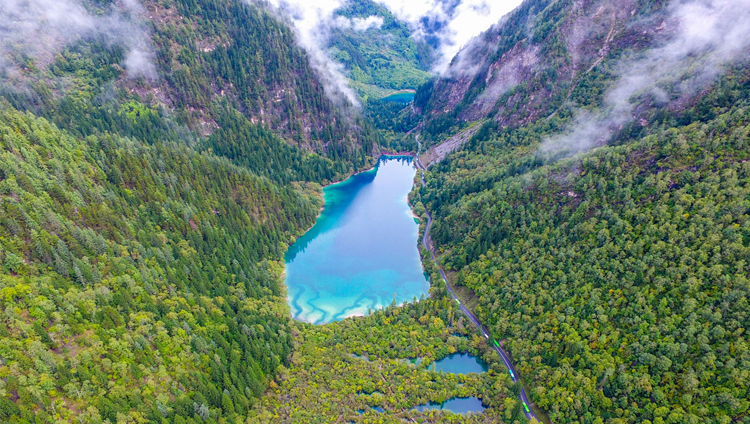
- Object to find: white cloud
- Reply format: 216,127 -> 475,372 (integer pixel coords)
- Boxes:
125,47 -> 157,80
254,0 -> 524,104
259,0 -> 360,106
0,0 -> 156,81
540,0 -> 750,157
334,15 -> 385,31
375,0 -> 523,73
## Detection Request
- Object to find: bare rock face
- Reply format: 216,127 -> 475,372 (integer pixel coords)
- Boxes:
418,0 -> 666,141
420,125 -> 482,166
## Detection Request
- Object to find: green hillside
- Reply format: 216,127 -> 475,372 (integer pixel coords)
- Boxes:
0,0 -> 380,421
328,0 -> 433,100
420,96 -> 750,422
1,0 -> 749,423
409,0 -> 750,422
3,0 -> 379,183
0,104 -> 322,422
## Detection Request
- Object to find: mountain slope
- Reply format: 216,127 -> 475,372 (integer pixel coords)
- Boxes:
328,0 -> 433,99
2,0 -> 380,183
416,0 -> 669,144
0,103 -> 324,422
411,0 -> 750,422
0,0 -> 384,421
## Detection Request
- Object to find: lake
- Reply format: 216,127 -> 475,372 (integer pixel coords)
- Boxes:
415,397 -> 486,414
285,156 -> 430,324
380,91 -> 416,103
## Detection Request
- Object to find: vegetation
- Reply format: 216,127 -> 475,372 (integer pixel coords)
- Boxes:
329,0 -> 433,98
251,298 -> 526,424
3,0 -> 379,184
2,0 -> 749,423
0,104 -> 328,422
418,66 -> 750,423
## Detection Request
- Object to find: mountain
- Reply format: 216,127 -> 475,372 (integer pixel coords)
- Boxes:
416,0 -> 669,145
2,0 -> 750,423
0,0 -> 385,421
0,102 -> 325,422
2,0 -> 381,184
328,0 -> 434,100
411,0 -> 750,422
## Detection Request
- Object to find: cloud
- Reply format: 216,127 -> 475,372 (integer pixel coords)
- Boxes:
125,47 -> 157,80
333,15 -> 385,31
253,0 -> 524,106
375,0 -> 523,74
540,0 -> 750,157
0,0 -> 156,81
258,0 -> 360,107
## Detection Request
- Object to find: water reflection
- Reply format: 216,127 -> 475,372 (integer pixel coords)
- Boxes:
285,156 -> 428,324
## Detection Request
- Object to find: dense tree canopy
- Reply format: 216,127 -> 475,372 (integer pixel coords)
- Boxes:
418,73 -> 750,423
0,104 -> 322,422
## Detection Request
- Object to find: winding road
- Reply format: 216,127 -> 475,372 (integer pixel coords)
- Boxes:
414,154 -> 538,422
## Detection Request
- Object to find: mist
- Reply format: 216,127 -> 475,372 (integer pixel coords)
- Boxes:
540,0 -> 750,157
376,0 -> 523,74
0,0 -> 156,83
252,0 -> 523,107
256,0 -> 362,107
334,15 -> 384,31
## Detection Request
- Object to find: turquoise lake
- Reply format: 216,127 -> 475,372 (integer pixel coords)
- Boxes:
429,353 -> 489,374
415,397 -> 486,414
380,91 -> 416,103
285,156 -> 430,324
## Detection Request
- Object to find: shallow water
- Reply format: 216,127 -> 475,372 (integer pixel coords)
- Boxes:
285,157 -> 429,325
415,397 -> 486,414
429,352 -> 489,374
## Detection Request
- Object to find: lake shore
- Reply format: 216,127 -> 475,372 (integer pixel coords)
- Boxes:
284,155 -> 428,325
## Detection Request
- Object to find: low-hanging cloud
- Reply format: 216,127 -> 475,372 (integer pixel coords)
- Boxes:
375,0 -> 523,74
540,0 -> 750,157
251,0 -> 524,107
333,15 -> 384,32
256,0 -> 361,107
0,0 -> 157,82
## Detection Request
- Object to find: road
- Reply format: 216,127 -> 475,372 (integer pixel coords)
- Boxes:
414,155 -> 538,422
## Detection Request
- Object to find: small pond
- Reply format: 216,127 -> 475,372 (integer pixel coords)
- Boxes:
380,90 -> 416,103
429,352 -> 488,374
415,397 -> 486,414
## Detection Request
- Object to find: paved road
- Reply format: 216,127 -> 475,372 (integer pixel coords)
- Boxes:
415,156 -> 538,422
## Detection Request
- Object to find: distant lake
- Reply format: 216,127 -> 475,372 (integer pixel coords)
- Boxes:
285,157 -> 429,324
380,90 -> 416,103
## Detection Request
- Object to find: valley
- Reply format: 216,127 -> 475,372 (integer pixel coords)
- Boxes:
0,0 -> 749,423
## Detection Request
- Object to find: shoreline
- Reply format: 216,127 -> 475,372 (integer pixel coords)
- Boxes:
380,89 -> 417,100
283,153 -> 423,322
321,152 -> 416,189
279,152 -> 420,323
314,152 -> 421,228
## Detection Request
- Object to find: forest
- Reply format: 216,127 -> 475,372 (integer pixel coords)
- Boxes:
328,0 -> 433,100
2,0 -> 380,184
251,297 -> 527,424
0,104 -> 326,422
405,0 -> 750,422
0,0 -> 383,421
417,57 -> 750,425
2,0 -> 750,423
